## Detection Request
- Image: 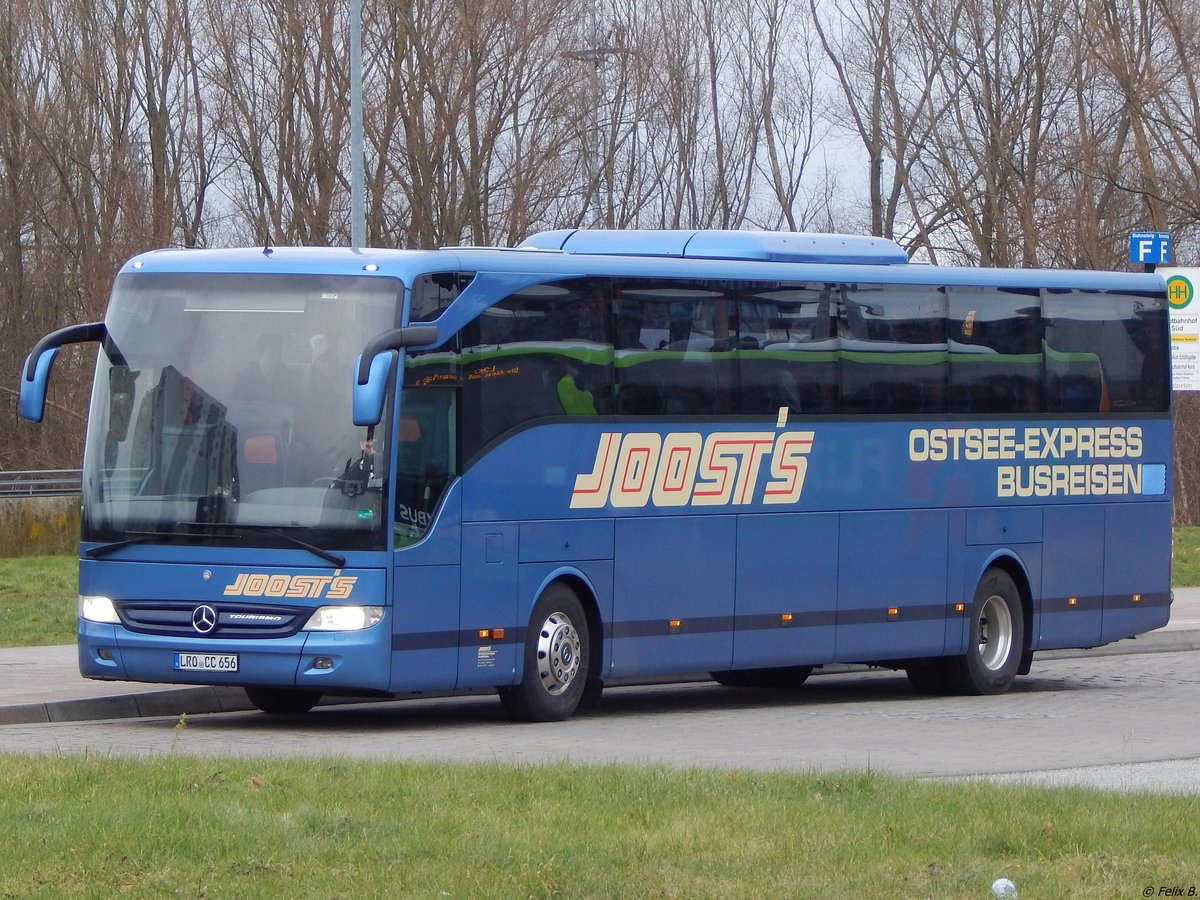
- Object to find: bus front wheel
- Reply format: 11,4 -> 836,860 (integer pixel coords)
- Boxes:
244,686 -> 323,714
499,584 -> 590,722
942,568 -> 1025,695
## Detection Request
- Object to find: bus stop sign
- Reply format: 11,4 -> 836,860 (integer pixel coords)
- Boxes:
1130,231 -> 1172,266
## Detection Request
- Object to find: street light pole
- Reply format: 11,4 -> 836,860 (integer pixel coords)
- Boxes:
562,41 -> 627,227
349,0 -> 365,248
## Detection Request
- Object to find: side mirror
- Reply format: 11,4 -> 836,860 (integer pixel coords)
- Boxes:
19,322 -> 106,423
19,347 -> 60,423
352,351 -> 397,426
351,325 -> 439,427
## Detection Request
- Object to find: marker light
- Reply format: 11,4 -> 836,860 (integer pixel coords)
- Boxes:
78,595 -> 120,624
303,606 -> 384,631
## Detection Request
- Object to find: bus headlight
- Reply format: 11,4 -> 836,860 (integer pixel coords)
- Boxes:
302,606 -> 384,632
79,595 -> 120,624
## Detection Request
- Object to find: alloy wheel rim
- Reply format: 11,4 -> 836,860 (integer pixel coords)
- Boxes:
977,593 -> 1013,671
536,611 -> 581,695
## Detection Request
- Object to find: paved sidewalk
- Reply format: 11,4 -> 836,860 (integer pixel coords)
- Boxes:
3,589 -> 1199,726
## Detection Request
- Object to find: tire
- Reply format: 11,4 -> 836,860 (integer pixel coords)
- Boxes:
710,666 -> 813,688
905,660 -> 950,694
580,677 -> 605,710
499,584 -> 590,722
244,686 -> 323,714
942,569 -> 1025,695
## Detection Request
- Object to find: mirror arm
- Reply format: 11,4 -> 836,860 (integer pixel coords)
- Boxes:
356,325 -> 438,384
23,322 -> 107,381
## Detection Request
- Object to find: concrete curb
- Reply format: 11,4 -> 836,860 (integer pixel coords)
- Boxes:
0,686 -> 253,727
1038,628 -> 1200,660
2,626 -> 1194,727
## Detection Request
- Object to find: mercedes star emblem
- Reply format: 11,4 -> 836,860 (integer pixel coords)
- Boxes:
192,605 -> 218,634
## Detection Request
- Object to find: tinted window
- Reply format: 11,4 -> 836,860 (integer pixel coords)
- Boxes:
417,275 -> 1168,461
839,284 -> 947,414
614,279 -> 737,416
738,283 -> 838,414
1043,289 -> 1168,413
410,272 -> 474,322
949,287 -> 1042,413
449,279 -> 613,457
393,387 -> 457,546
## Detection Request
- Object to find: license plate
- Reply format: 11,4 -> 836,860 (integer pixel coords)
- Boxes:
173,652 -> 239,673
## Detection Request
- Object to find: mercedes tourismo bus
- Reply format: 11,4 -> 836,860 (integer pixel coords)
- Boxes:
19,230 -> 1172,721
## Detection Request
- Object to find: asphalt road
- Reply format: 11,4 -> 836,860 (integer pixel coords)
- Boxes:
3,648 -> 1198,793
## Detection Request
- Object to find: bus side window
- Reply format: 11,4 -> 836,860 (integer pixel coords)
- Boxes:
1043,288 -> 1169,413
614,292 -> 662,415
410,272 -> 474,322
393,389 -> 457,546
838,284 -> 947,415
949,287 -> 1041,414
460,279 -> 613,455
613,279 -> 734,417
739,283 -> 837,415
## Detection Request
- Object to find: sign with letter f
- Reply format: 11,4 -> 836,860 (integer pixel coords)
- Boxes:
1129,231 -> 1172,271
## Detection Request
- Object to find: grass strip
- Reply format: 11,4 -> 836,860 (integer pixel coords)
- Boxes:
0,554 -> 79,647
0,754 -> 1193,898
1171,525 -> 1200,586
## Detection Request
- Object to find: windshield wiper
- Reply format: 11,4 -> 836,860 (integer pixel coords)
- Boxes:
85,525 -> 346,568
226,525 -> 347,568
85,532 -> 183,559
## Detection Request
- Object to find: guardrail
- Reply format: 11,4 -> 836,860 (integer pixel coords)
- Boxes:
0,469 -> 82,497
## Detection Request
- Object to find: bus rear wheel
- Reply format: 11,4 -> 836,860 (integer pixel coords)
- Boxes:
244,686 -> 323,714
499,584 -> 590,722
941,569 -> 1025,695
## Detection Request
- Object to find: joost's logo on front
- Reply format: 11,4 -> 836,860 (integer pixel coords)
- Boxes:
223,572 -> 357,599
570,430 -> 815,509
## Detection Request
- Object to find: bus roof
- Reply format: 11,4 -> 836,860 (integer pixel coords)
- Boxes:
517,229 -> 911,266
118,236 -> 1167,295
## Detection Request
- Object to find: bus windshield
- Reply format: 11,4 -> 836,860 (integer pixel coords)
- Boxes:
81,271 -> 400,552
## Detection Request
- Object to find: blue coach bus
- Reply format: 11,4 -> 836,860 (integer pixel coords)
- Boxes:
19,230 -> 1172,720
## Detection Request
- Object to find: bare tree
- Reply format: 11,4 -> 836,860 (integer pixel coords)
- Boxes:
133,0 -> 217,247
1081,0 -> 1200,244
810,0 -> 949,253
746,0 -> 831,231
908,0 -> 1074,266
368,0 -> 585,247
203,0 -> 352,245
2,0 -> 150,465
4,0 -> 1200,484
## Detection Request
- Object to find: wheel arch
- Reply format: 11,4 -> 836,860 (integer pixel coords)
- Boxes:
531,566 -> 605,682
977,550 -> 1033,657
